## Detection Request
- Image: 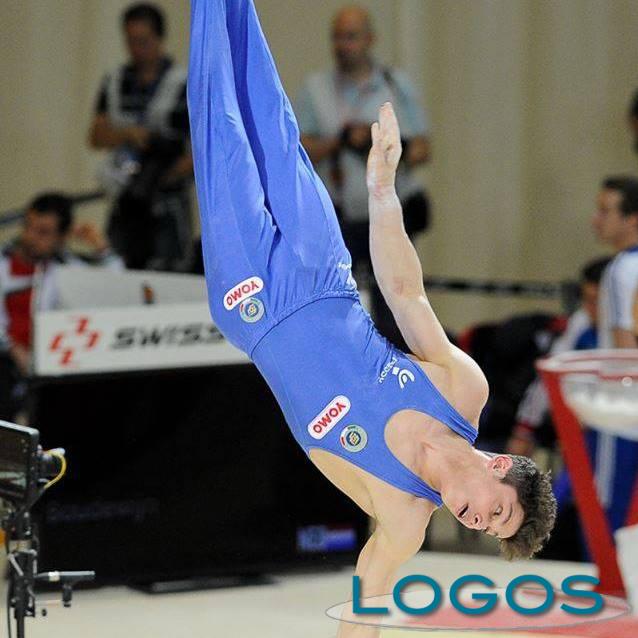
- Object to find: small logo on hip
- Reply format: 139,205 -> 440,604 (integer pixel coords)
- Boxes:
239,297 -> 265,323
340,425 -> 368,453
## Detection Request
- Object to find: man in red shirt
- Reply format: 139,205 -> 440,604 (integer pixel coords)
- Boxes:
0,192 -> 121,419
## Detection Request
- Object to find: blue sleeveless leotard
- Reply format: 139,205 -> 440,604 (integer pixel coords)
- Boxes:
188,0 -> 478,507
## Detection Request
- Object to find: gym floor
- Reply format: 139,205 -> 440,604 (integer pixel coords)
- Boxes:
1,541 -> 606,638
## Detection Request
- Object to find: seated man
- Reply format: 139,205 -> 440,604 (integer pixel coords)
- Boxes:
0,192 -> 122,419
188,1 -> 556,632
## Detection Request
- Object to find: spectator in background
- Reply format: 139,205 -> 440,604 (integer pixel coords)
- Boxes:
295,5 -> 431,275
510,177 -> 638,560
502,257 -> 607,562
587,176 -> 638,533
593,177 -> 638,349
0,193 -> 122,420
89,3 -> 193,271
506,257 -> 610,457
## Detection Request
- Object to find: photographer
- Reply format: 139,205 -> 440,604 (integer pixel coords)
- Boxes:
296,5 -> 431,275
89,3 -> 193,271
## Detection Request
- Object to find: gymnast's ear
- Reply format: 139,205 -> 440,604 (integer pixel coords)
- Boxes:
488,454 -> 514,479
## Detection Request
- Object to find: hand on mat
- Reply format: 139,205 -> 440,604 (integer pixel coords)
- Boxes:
367,102 -> 403,196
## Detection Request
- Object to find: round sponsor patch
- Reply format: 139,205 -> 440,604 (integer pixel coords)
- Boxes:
340,425 -> 368,453
239,296 -> 265,323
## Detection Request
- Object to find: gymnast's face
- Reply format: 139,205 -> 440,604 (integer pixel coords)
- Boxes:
445,455 -> 525,540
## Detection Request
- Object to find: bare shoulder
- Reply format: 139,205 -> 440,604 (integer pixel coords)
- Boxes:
407,347 -> 489,424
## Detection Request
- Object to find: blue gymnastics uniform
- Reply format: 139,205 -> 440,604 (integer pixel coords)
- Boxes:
188,0 -> 477,507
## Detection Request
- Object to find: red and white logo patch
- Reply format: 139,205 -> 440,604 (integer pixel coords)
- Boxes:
307,396 -> 351,440
48,316 -> 101,367
223,276 -> 264,311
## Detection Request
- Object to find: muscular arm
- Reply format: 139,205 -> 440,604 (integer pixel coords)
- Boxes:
368,190 -> 453,364
337,524 -> 424,638
366,104 -> 488,409
366,104 -> 452,366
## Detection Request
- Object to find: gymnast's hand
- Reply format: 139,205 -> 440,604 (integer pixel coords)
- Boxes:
366,102 -> 403,197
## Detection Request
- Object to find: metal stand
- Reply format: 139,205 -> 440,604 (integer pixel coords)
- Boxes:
3,505 -> 95,637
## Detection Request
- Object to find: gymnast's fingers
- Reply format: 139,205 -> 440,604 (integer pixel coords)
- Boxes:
380,101 -> 401,142
371,121 -> 381,146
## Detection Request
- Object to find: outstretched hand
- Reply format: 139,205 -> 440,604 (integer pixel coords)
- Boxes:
366,102 -> 403,196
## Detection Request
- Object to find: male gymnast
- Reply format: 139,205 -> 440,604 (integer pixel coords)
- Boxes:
187,0 -> 556,626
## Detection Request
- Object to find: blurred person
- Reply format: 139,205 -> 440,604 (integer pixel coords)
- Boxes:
511,177 -> 638,556
502,258 -> 619,562
89,2 -> 193,271
296,5 -> 431,274
189,10 -> 555,637
506,257 -> 610,457
584,176 -> 638,533
0,193 -> 122,420
529,178 -> 638,560
592,177 -> 638,349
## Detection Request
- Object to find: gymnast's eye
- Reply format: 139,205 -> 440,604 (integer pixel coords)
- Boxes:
494,506 -> 503,518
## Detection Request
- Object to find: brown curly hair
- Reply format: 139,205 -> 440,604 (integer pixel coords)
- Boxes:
498,454 -> 557,560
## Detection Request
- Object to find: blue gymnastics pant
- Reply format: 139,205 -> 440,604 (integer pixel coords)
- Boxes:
187,0 -> 358,356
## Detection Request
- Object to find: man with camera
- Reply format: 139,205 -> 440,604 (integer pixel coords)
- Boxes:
89,3 -> 193,271
296,5 -> 432,275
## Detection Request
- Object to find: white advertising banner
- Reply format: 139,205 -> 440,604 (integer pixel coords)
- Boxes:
34,303 -> 249,376
52,266 -> 209,309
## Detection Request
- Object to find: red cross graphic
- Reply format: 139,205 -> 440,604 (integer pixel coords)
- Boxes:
49,317 -> 101,367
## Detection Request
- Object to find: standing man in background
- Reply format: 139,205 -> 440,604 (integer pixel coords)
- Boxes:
296,5 -> 431,275
509,178 -> 638,558
89,3 -> 193,271
507,257 -> 610,458
593,177 -> 638,350
587,176 -> 638,533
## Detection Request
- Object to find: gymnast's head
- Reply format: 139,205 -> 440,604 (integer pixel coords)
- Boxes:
442,452 -> 557,560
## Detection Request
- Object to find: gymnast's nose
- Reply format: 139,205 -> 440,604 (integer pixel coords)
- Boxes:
472,513 -> 483,528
